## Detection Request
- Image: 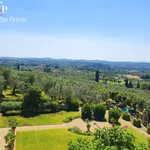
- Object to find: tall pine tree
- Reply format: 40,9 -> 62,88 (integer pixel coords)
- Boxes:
95,70 -> 99,82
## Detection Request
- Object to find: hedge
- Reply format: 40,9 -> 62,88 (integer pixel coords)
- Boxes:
122,112 -> 131,121
132,118 -> 141,128
81,103 -> 92,120
0,102 -> 22,115
108,108 -> 121,122
93,104 -> 106,121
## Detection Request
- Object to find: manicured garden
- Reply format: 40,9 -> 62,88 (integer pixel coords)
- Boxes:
0,111 -> 79,128
16,127 -> 149,150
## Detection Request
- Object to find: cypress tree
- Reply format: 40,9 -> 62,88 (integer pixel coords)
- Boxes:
95,70 -> 99,82
128,81 -> 133,88
137,81 -> 140,89
17,64 -> 20,70
125,78 -> 128,87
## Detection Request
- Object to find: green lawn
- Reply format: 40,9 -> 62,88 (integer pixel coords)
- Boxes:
16,129 -> 88,150
16,127 -> 148,150
127,127 -> 148,147
0,111 -> 80,128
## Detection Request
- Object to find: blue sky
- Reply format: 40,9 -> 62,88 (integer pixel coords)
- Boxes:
1,0 -> 150,61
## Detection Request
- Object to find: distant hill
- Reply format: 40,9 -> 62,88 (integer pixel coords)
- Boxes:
0,57 -> 150,70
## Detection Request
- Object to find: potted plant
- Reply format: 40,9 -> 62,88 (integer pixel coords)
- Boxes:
8,119 -> 18,133
4,130 -> 15,150
86,119 -> 91,132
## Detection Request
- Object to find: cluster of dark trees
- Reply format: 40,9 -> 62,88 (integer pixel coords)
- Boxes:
125,79 -> 133,88
141,74 -> 150,80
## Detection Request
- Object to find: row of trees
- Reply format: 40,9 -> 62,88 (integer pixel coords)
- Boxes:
0,86 -> 80,116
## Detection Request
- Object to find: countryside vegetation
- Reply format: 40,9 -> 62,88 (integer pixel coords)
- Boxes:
0,58 -> 150,150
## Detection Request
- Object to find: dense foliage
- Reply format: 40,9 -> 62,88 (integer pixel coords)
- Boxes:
81,103 -> 93,120
0,102 -> 22,115
122,112 -> 131,121
66,97 -> 80,111
147,124 -> 150,134
108,108 -> 121,122
68,127 -> 148,150
133,118 -> 142,128
93,104 -> 106,121
0,59 -> 150,126
23,86 -> 49,112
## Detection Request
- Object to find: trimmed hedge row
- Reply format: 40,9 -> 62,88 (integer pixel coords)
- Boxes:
0,101 -> 66,116
0,102 -> 22,115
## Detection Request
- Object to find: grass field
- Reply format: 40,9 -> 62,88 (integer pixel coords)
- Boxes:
127,127 -> 148,147
16,129 -> 89,150
16,127 -> 148,150
0,111 -> 80,128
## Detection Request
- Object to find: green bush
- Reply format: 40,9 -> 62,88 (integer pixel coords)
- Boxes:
68,127 -> 83,135
122,112 -> 131,121
93,104 -> 106,121
147,124 -> 150,134
68,127 -> 93,136
132,118 -> 141,128
0,102 -> 22,116
68,127 -> 147,150
8,119 -> 18,128
23,86 -> 50,112
50,101 -> 59,112
81,103 -> 92,120
66,98 -> 80,111
63,115 -> 80,123
39,101 -> 60,113
108,108 -> 121,122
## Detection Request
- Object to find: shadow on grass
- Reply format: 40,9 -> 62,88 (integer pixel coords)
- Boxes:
21,112 -> 40,118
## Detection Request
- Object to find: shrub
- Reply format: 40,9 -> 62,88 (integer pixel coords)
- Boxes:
4,129 -> 15,149
23,86 -> 49,112
50,101 -> 59,112
147,124 -> 150,134
39,101 -> 60,113
108,108 -> 121,122
132,118 -> 141,128
68,127 -> 83,135
81,103 -> 92,120
8,119 -> 18,128
93,104 -> 106,121
68,127 -> 93,136
0,102 -> 22,116
122,112 -> 131,121
63,115 -> 80,123
66,98 -> 80,111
